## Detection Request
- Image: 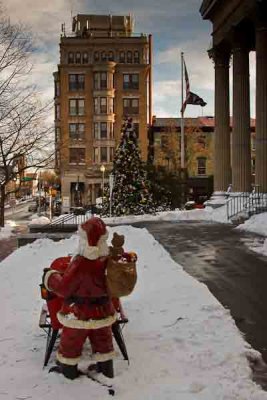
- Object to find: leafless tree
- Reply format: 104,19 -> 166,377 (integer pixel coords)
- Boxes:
0,10 -> 53,227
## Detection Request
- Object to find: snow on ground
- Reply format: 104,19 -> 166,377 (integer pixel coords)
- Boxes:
49,205 -> 230,227
0,225 -> 266,399
0,220 -> 17,239
236,212 -> 267,256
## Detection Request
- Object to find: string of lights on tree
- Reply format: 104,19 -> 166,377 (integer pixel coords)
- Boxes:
102,117 -> 160,216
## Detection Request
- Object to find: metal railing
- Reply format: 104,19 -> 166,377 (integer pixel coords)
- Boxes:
227,186 -> 267,220
49,211 -> 93,227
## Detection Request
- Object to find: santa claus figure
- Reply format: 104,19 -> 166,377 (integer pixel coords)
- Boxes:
43,217 -> 116,380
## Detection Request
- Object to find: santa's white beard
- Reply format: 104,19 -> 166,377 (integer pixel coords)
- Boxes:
77,228 -> 109,260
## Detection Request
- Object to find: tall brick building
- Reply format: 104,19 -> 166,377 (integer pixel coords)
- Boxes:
54,14 -> 152,211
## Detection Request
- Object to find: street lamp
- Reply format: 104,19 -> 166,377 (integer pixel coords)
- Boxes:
100,164 -> 106,203
109,173 -> 115,217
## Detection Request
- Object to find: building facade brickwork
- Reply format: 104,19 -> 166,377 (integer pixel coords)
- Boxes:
54,14 -> 152,211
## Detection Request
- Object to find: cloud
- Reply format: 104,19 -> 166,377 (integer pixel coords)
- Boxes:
2,0 -> 224,120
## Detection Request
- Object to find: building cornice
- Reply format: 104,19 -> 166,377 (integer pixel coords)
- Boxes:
200,0 -> 219,19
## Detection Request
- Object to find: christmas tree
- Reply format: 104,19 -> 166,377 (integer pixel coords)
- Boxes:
102,118 -> 156,216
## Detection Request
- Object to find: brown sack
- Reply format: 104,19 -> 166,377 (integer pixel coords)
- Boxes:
106,258 -> 137,297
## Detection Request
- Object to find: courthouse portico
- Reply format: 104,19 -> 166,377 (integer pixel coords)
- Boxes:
200,0 -> 267,194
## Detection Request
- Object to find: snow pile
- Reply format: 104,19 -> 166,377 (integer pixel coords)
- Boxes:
236,213 -> 267,256
29,215 -> 51,225
236,212 -> 267,237
0,226 -> 266,399
0,220 -> 16,239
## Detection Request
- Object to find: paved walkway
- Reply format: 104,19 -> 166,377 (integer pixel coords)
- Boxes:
133,220 -> 267,387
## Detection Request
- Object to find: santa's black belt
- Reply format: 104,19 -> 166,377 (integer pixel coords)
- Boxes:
65,296 -> 109,306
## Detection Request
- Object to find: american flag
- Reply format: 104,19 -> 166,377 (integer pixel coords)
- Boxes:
181,58 -> 207,114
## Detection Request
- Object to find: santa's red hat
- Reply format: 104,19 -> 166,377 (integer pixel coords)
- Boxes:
80,217 -> 107,247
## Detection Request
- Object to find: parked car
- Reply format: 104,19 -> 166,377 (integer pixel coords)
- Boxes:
184,201 -> 205,210
28,202 -> 38,212
70,206 -> 86,215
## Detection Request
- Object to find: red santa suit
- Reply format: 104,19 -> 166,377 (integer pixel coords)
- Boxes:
43,217 -> 116,372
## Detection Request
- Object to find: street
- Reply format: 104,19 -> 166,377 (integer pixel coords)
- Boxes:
5,201 -> 34,224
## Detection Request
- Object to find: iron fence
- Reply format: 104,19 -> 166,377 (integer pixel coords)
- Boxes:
227,186 -> 267,220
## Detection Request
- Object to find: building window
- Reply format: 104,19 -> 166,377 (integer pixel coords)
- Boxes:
94,72 -> 107,89
69,123 -> 85,140
55,104 -> 60,120
54,81 -> 60,97
94,98 -> 98,114
197,135 -> 206,149
110,122 -> 114,139
126,51 -> 132,63
94,51 -> 99,62
252,158 -> 256,174
55,127 -> 60,143
108,51 -> 114,61
75,52 -> 81,64
68,52 -> 74,64
69,148 -> 86,164
69,74 -> 85,91
119,51 -> 125,63
197,157 -> 206,175
110,147 -> 114,162
100,122 -> 107,139
109,97 -> 114,114
100,147 -> 108,162
100,72 -> 107,89
82,52 -> 88,64
101,51 -> 107,61
93,147 -> 99,163
69,99 -> 85,116
94,123 -> 99,139
133,51 -> 140,63
123,74 -> 139,89
123,98 -> 139,115
100,97 -> 107,114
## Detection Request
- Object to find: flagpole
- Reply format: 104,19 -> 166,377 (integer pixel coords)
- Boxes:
180,52 -> 185,169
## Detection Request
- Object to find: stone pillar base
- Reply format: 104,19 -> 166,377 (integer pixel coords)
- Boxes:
204,192 -> 228,209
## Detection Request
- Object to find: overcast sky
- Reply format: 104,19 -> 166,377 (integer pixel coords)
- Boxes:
5,0 -> 256,119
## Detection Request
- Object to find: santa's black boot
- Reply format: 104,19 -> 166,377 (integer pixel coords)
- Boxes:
98,360 -> 114,378
61,363 -> 80,380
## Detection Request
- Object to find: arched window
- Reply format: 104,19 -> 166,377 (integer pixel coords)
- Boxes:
75,52 -> 81,64
101,51 -> 107,61
119,51 -> 125,63
108,51 -> 114,61
68,52 -> 74,64
134,50 -> 140,63
94,51 -> 99,62
127,51 -> 132,63
82,52 -> 88,64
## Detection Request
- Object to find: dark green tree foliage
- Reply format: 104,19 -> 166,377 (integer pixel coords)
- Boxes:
102,118 -> 156,216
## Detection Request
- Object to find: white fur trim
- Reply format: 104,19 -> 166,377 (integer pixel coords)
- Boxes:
43,269 -> 59,291
77,227 -> 109,260
57,312 -> 117,330
56,352 -> 80,366
92,351 -> 116,362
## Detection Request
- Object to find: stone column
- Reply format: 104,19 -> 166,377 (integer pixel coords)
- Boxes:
256,20 -> 267,192
211,47 -> 231,193
232,36 -> 251,193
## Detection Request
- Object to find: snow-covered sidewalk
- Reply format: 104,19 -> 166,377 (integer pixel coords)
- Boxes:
0,225 -> 266,399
